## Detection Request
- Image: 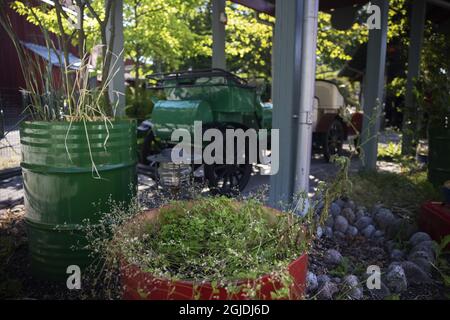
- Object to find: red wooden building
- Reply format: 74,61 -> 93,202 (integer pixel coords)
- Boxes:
0,0 -> 79,126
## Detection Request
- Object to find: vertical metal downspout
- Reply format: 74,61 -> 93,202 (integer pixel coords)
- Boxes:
294,0 -> 319,195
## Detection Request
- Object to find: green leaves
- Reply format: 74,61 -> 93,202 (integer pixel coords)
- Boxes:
225,5 -> 273,78
123,0 -> 210,75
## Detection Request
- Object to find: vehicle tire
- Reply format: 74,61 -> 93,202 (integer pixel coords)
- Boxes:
323,119 -> 345,162
204,124 -> 253,196
204,163 -> 252,196
140,130 -> 157,165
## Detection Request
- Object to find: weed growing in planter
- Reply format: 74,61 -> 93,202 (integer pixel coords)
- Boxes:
81,194 -> 311,299
122,197 -> 308,281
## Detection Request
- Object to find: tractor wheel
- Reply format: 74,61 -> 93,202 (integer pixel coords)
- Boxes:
140,129 -> 158,165
323,119 -> 345,162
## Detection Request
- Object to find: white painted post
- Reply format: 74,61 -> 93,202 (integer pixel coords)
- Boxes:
295,0 -> 319,195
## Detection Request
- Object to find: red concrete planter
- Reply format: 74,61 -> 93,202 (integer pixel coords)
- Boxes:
419,201 -> 450,249
119,206 -> 309,300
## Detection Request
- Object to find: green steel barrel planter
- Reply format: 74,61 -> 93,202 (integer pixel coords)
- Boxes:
20,120 -> 137,281
428,115 -> 450,188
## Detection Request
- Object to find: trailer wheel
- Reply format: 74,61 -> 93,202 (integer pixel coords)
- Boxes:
323,119 -> 344,162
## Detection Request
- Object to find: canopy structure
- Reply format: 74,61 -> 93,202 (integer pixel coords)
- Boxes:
21,42 -> 81,70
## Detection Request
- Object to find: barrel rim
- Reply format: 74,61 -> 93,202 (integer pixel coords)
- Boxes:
21,118 -> 136,127
20,119 -> 136,134
21,161 -> 136,174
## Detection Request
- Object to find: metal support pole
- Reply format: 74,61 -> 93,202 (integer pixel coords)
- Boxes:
360,0 -> 389,171
269,0 -> 303,207
212,0 -> 226,69
106,0 -> 126,116
402,0 -> 426,155
294,0 -> 319,195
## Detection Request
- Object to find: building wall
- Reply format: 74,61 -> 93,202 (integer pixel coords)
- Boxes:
0,1 -> 76,124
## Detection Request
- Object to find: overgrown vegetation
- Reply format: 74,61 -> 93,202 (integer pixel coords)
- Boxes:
122,197 -> 308,281
0,236 -> 22,299
349,170 -> 440,217
378,142 -> 402,161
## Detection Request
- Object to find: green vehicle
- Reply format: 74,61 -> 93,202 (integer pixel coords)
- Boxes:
138,69 -> 271,194
137,69 -> 363,194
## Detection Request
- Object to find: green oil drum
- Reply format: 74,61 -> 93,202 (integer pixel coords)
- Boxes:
428,116 -> 450,188
20,120 -> 137,281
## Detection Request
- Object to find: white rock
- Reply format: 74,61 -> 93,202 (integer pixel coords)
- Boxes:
341,208 -> 356,224
348,288 -> 364,300
401,261 -> 432,284
343,275 -> 363,300
346,226 -> 358,238
410,240 -> 437,261
362,225 -> 376,238
335,199 -> 346,208
306,272 -> 319,292
373,230 -> 385,238
355,216 -> 373,231
343,275 -> 359,287
356,205 -> 367,212
334,215 -> 349,233
390,249 -> 405,261
409,232 -> 432,247
334,231 -> 346,241
344,200 -> 356,210
317,274 -> 331,286
409,257 -> 433,274
330,202 -> 341,217
385,264 -> 408,293
324,227 -> 333,238
317,281 -> 339,300
355,208 -> 366,221
367,282 -> 391,300
374,208 -> 395,230
372,203 -> 384,215
385,240 -> 397,253
408,250 -> 434,263
316,226 -> 323,239
325,216 -> 334,228
374,236 -> 385,246
324,249 -> 343,266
